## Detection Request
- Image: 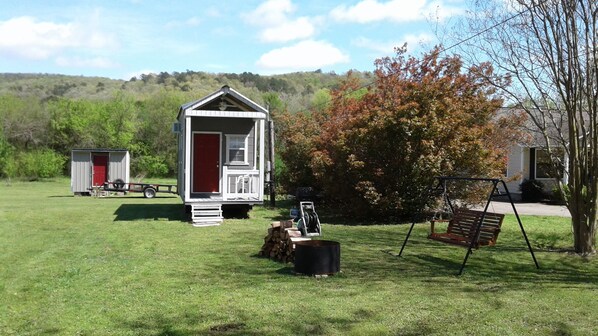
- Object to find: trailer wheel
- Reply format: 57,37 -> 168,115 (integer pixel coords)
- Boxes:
143,187 -> 156,199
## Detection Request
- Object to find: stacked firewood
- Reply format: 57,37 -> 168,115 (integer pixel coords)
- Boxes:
258,220 -> 311,263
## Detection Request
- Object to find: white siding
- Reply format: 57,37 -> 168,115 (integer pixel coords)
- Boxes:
109,152 -> 130,183
505,145 -> 524,194
71,151 -> 91,193
177,116 -> 185,201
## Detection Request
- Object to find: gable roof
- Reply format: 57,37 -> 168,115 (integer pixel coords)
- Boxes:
499,107 -> 570,147
178,85 -> 268,120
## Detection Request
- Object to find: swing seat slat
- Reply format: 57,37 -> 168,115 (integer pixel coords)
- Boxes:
428,208 -> 504,248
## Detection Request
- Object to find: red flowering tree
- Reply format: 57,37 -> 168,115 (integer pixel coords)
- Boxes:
280,47 -> 522,219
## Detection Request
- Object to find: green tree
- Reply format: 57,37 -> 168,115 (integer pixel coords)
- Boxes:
455,0 -> 597,254
0,128 -> 15,178
95,91 -> 137,149
48,98 -> 100,155
133,89 -> 182,177
262,92 -> 285,117
0,94 -> 49,149
310,88 -> 331,113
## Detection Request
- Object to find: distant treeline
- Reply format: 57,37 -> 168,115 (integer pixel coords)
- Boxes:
0,70 -> 371,180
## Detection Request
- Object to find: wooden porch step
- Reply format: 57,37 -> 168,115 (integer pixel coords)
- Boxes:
191,204 -> 223,227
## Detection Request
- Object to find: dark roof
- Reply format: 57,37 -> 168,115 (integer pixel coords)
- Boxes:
498,107 -> 569,147
72,148 -> 129,152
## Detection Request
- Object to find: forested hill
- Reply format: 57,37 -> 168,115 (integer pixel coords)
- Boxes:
0,70 -> 372,180
0,70 -> 373,112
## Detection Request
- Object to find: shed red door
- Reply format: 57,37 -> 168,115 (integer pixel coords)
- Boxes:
193,133 -> 220,192
92,154 -> 108,186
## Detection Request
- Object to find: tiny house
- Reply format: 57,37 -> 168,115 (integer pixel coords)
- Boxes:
71,149 -> 130,195
176,86 -> 269,226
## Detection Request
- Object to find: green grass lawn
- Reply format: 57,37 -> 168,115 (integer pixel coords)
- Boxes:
1,178 -> 597,335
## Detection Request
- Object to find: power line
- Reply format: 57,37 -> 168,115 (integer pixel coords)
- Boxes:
302,0 -> 548,114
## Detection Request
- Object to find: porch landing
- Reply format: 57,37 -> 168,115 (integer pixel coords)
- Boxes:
186,195 -> 261,227
187,194 -> 261,204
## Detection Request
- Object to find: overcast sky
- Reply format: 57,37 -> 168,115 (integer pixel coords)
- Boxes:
0,0 -> 466,79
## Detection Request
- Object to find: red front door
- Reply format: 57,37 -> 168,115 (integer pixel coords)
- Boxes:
92,154 -> 108,186
193,133 -> 220,192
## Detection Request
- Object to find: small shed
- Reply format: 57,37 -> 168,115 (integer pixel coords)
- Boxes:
71,149 -> 130,195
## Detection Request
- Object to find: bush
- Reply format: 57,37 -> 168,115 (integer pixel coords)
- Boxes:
133,155 -> 169,177
18,149 -> 66,180
0,134 -> 15,178
549,184 -> 568,204
520,179 -> 546,202
278,48 -> 519,220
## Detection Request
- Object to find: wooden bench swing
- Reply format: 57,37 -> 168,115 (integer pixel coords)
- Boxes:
399,176 -> 540,275
429,208 -> 504,248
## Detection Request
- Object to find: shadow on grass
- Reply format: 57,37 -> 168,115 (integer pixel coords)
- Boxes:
118,311 -> 263,336
114,203 -> 186,222
390,237 -> 598,288
276,266 -> 295,275
118,306 -> 381,336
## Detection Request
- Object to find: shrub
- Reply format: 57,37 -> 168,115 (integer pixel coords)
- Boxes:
18,149 -> 66,179
549,184 -> 568,204
278,47 -> 520,220
520,179 -> 546,202
133,155 -> 169,177
0,134 -> 15,178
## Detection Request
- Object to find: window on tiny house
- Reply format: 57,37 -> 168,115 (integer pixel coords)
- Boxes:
226,135 -> 248,165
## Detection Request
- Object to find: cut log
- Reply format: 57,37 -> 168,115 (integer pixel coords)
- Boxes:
258,221 -> 312,263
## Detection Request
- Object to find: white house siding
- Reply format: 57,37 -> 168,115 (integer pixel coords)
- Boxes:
505,145 -> 563,199
503,145 -> 523,196
177,119 -> 185,199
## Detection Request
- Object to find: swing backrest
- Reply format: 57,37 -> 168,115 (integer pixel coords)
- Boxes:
429,208 -> 504,248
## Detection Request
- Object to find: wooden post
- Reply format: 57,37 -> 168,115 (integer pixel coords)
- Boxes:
268,119 -> 276,207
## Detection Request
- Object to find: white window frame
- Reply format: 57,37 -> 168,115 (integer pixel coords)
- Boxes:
226,134 -> 248,165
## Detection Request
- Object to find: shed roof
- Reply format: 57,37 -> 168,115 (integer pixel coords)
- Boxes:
178,85 -> 268,119
72,148 -> 129,153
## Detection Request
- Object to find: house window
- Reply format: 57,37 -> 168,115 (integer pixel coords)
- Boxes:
226,135 -> 248,165
535,148 -> 564,179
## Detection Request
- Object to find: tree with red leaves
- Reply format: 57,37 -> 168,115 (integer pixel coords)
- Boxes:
280,47 -> 523,219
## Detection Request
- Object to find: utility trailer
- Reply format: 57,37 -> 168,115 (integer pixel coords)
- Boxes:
101,180 -> 178,199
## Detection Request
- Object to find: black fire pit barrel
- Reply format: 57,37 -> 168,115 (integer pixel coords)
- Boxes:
294,240 -> 340,275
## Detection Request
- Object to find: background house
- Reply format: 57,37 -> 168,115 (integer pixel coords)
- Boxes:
503,108 -> 568,200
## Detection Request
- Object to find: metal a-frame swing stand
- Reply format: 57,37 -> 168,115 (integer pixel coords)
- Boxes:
398,176 -> 540,275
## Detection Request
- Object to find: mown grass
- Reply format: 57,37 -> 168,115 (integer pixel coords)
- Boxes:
1,178 -> 597,335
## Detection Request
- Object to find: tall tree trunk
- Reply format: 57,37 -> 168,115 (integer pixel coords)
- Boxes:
570,201 -> 597,255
